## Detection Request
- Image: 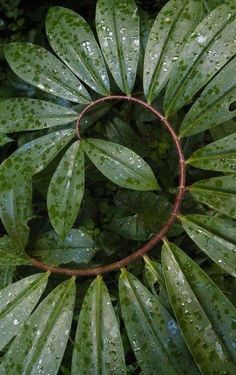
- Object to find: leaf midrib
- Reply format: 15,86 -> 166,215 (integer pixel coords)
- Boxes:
84,140 -> 154,185
181,82 -> 236,136
146,0 -> 188,103
166,8 -> 236,115
0,273 -> 48,320
124,272 -> 181,375
25,278 -> 74,374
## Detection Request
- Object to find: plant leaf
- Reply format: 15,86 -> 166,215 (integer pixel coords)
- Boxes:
189,175 -> 236,219
82,138 -> 159,191
0,98 -> 78,133
180,56 -> 236,137
0,266 -> 14,290
72,276 -> 126,375
109,191 -> 182,240
0,236 -> 30,265
106,116 -> 147,155
47,141 -> 84,239
46,6 -> 110,96
0,180 -> 32,249
0,129 -> 75,193
0,277 -> 75,375
96,0 -> 139,95
181,214 -> 236,277
119,270 -> 199,375
162,241 -> 236,375
144,0 -> 203,103
30,228 -> 97,265
0,272 -> 49,352
144,256 -> 171,311
187,132 -> 236,172
164,3 -> 236,116
0,134 -> 12,147
4,42 -> 91,103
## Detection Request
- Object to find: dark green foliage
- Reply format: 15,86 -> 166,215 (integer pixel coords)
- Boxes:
0,0 -> 235,374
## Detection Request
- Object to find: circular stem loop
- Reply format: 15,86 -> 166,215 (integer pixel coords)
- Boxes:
31,95 -> 186,277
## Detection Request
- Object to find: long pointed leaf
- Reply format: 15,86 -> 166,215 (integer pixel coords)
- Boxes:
0,134 -> 12,147
119,270 -> 199,375
96,0 -> 139,95
164,3 -> 236,116
144,0 -> 202,103
162,241 -> 236,375
82,138 -> 159,191
72,276 -> 126,375
0,277 -> 75,375
31,229 -> 97,266
181,214 -> 236,277
0,98 -> 78,133
0,236 -> 30,265
4,42 -> 91,103
0,180 -> 32,249
0,273 -> 49,351
189,175 -> 236,219
0,129 -> 75,193
46,6 -> 110,96
187,133 -> 236,172
48,141 -> 84,239
180,56 -> 236,137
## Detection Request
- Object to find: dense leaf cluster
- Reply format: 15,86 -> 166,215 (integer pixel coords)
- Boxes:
0,0 -> 235,374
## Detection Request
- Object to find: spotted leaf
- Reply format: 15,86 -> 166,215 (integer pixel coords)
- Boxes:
47,141 -> 84,239
46,6 -> 110,96
0,98 -> 78,133
0,277 -> 75,375
187,132 -> 236,172
31,229 -> 97,266
4,42 -> 91,103
0,129 -> 75,193
189,175 -> 236,219
96,0 -> 139,95
144,0 -> 202,103
162,241 -> 236,375
119,270 -> 199,375
181,214 -> 236,277
82,138 -> 159,191
72,276 -> 126,375
164,3 -> 236,116
0,273 -> 49,352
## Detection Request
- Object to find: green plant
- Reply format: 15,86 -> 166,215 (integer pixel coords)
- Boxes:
0,0 -> 236,374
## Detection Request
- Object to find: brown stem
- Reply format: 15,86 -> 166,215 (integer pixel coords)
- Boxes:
31,95 -> 186,277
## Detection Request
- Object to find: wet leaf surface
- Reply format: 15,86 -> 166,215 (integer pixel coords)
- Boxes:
0,98 -> 78,133
190,175 -> 236,219
162,241 -> 236,375
119,270 -> 199,375
47,141 -> 84,239
180,56 -> 236,137
0,273 -> 49,352
144,0 -> 202,103
0,236 -> 30,266
4,43 -> 91,103
46,6 -> 110,96
0,277 -> 75,375
30,228 -> 97,265
164,3 -> 236,115
82,138 -> 159,191
0,129 -> 75,192
187,132 -> 236,172
181,214 -> 236,277
0,181 -> 32,249
96,0 -> 139,95
72,276 -> 126,375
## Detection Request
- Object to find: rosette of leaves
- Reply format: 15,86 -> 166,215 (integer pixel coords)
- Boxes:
0,0 -> 236,374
